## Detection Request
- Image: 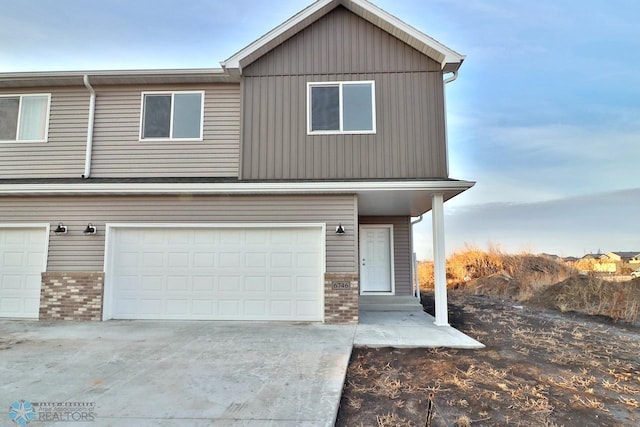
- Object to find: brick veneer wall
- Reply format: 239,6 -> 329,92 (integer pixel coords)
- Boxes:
324,273 -> 359,324
40,272 -> 104,321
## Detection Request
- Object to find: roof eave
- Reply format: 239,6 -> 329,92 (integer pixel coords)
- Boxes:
0,68 -> 239,88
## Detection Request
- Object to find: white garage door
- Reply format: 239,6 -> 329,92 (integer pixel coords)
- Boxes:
0,226 -> 48,318
105,225 -> 324,321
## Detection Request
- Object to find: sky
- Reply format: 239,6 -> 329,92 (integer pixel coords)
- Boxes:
1,0 -> 639,258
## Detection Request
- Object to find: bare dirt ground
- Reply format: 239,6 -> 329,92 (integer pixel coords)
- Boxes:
336,292 -> 640,426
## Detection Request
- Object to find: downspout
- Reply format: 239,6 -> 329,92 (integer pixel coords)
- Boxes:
442,70 -> 458,178
82,74 -> 96,178
410,215 -> 424,297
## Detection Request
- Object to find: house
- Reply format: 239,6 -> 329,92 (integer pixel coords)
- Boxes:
602,252 -> 640,263
0,0 -> 472,325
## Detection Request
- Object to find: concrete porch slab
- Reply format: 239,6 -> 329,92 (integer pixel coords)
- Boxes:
354,310 -> 485,349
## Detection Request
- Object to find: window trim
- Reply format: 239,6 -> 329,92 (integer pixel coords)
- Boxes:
138,90 -> 205,142
307,81 -> 376,135
0,93 -> 51,143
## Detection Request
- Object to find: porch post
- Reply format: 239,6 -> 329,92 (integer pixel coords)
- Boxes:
432,193 -> 448,326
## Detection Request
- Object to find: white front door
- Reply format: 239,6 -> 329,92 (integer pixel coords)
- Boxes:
359,225 -> 394,294
0,226 -> 48,318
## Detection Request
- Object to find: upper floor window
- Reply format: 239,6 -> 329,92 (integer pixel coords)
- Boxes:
0,94 -> 51,143
307,81 -> 375,134
140,91 -> 204,140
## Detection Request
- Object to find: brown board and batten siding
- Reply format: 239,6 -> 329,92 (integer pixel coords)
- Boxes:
241,6 -> 447,180
90,84 -> 240,178
360,216 -> 412,295
0,194 -> 357,273
0,87 -> 88,179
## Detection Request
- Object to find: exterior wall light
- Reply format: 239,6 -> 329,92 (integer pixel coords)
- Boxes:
83,223 -> 97,234
53,223 -> 68,234
335,224 -> 345,234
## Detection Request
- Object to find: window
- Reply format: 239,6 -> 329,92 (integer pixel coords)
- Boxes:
0,94 -> 50,142
140,91 -> 204,140
307,81 -> 375,134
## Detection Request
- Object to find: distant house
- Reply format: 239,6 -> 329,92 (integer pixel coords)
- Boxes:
604,252 -> 640,262
563,256 -> 579,262
581,253 -> 603,261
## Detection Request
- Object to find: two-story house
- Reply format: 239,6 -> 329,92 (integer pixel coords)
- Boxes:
0,0 -> 472,325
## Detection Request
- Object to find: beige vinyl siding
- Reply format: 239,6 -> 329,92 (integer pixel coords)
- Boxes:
360,216 -> 412,295
90,84 -> 240,177
0,88 -> 88,178
241,6 -> 447,180
0,194 -> 357,273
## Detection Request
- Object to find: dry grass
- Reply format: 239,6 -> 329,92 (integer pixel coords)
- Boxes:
338,292 -> 640,427
419,247 -> 640,323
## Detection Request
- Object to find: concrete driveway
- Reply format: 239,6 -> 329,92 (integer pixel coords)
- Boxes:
0,321 -> 356,426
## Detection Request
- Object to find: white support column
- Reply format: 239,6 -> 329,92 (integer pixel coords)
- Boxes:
432,193 -> 448,326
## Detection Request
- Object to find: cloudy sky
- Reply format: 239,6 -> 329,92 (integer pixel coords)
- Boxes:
1,0 -> 638,258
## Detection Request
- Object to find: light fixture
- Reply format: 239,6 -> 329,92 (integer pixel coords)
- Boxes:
335,224 -> 345,234
54,222 -> 67,234
83,223 -> 97,234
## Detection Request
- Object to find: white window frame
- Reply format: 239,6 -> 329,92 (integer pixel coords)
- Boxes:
307,81 -> 376,135
0,93 -> 51,143
139,90 -> 205,141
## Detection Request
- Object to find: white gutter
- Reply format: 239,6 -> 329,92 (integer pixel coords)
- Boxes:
442,70 -> 458,178
0,180 -> 474,196
82,74 -> 96,178
410,215 -> 424,297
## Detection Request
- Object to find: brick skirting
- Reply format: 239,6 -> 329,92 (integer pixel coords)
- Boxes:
40,272 -> 104,321
324,273 -> 359,324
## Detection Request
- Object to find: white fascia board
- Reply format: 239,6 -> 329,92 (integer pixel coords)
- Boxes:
222,0 -> 464,73
0,180 -> 475,196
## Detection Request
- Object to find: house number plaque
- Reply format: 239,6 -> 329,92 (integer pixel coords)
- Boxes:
332,281 -> 351,290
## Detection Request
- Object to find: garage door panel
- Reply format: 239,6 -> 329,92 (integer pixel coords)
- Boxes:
271,277 -> 292,292
245,252 -> 266,268
142,276 -> 163,291
192,300 -> 214,315
219,300 -> 240,316
270,300 -> 291,316
0,227 -> 47,319
245,276 -> 267,292
193,253 -> 216,268
220,253 -> 241,267
107,226 -> 323,321
246,229 -> 269,244
193,276 -> 215,291
166,299 -> 189,315
271,253 -> 292,268
167,276 -> 189,291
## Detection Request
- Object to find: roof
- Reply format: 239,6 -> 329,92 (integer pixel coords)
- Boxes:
0,68 -> 237,89
222,0 -> 465,74
608,251 -> 640,258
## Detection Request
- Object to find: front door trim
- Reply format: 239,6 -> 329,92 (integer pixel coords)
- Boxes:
359,224 -> 395,295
